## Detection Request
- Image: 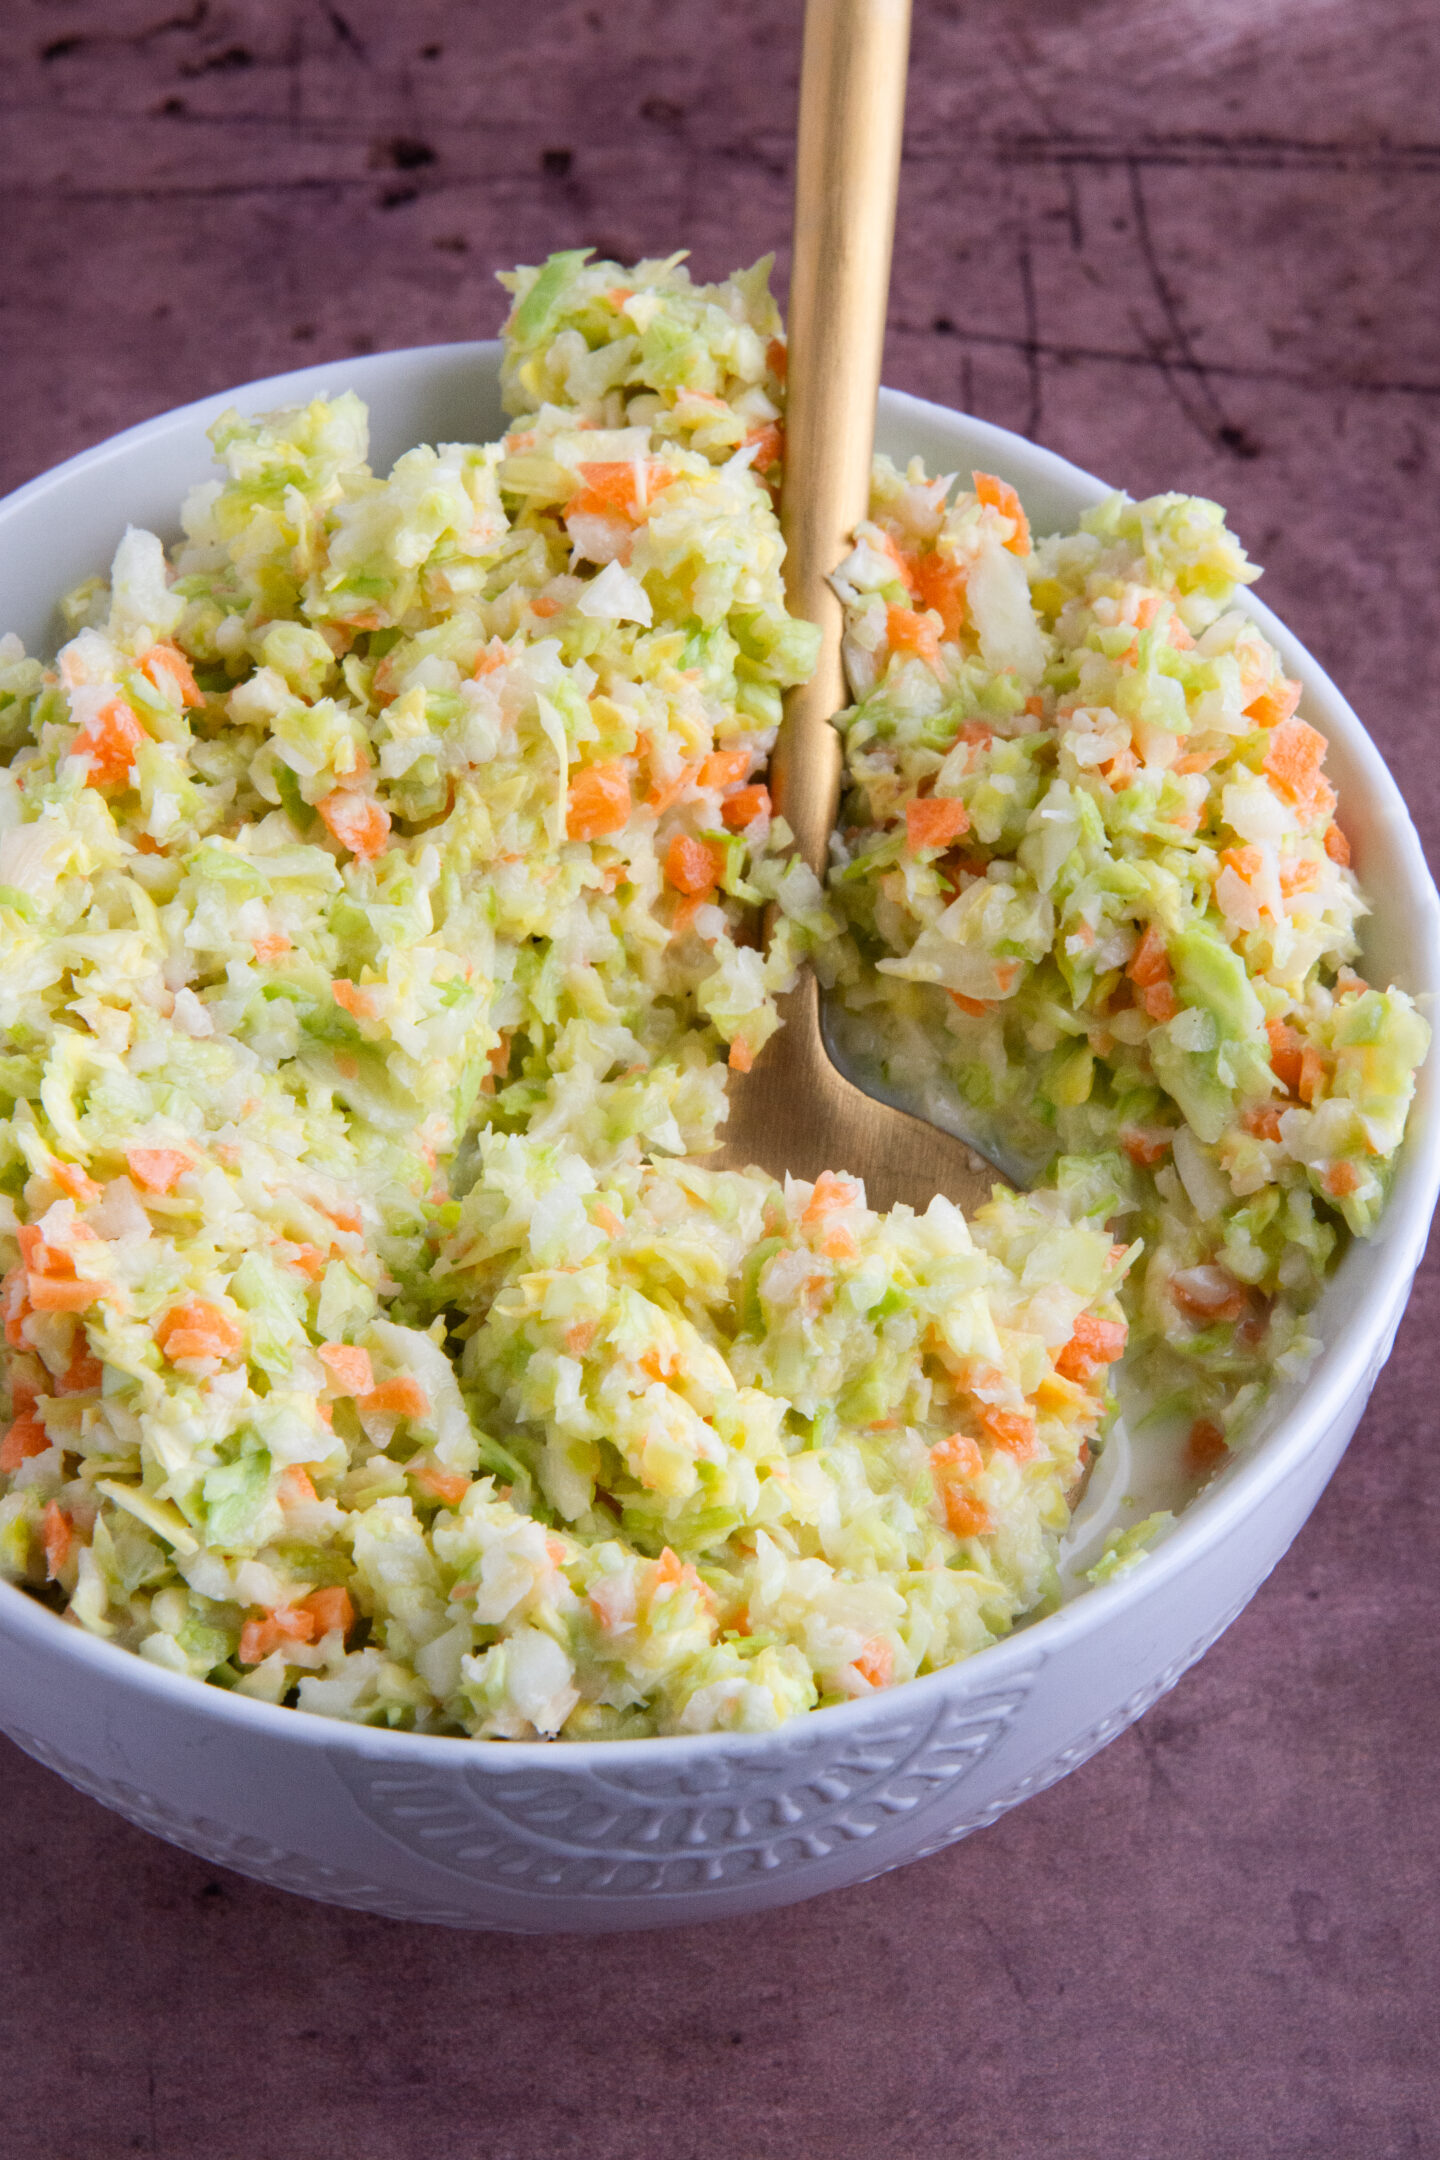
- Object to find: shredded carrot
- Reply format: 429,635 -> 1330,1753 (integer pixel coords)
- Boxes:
278,1466 -> 318,1506
1298,1043 -> 1325,1104
75,697 -> 145,790
568,459 -> 675,525
912,549 -> 968,638
698,749 -> 750,791
947,991 -> 992,1019
139,642 -> 202,709
360,1375 -> 430,1420
300,1585 -> 354,1638
972,471 -> 1031,555
0,1408 -> 48,1472
1055,1314 -> 1127,1384
1242,1103 -> 1285,1142
331,979 -> 379,1021
57,1341 -> 102,1394
1279,857 -> 1321,897
906,796 -> 970,851
885,605 -> 943,672
930,1433 -> 984,1489
664,832 -> 727,896
156,1298 -> 243,1363
1127,924 -> 1170,988
1186,1418 -> 1228,1471
854,1637 -> 893,1689
1218,844 -> 1263,883
802,1172 -> 860,1229
744,422 -> 784,470
942,1487 -> 993,1538
318,1342 -> 374,1396
318,790 -> 390,861
766,337 -> 788,382
1246,677 -> 1301,729
593,1205 -> 623,1236
1141,980 -> 1179,1023
1262,715 -> 1328,811
1324,822 -> 1350,866
979,1405 -> 1038,1457
1266,1018 -> 1305,1095
126,1146 -> 189,1194
239,1605 -> 316,1665
1322,1160 -> 1361,1197
566,760 -> 631,841
42,1501 -> 73,1579
411,1461 -> 469,1505
564,1321 -> 599,1358
721,783 -> 770,830
251,932 -> 291,963
727,1038 -> 753,1073
49,1161 -> 101,1206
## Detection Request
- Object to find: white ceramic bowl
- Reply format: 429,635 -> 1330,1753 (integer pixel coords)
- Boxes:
0,348 -> 1435,1934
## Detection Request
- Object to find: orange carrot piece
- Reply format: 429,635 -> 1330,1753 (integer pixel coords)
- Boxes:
1056,1314 -> 1128,1383
318,790 -> 390,860
1298,1044 -> 1325,1104
126,1147 -> 189,1194
931,1432 -> 984,1481
727,1038 -> 753,1073
947,991 -> 993,1019
331,979 -> 379,1021
721,783 -> 770,830
912,549 -> 968,639
299,1585 -> 354,1637
744,422 -> 784,470
318,1342 -> 374,1397
941,1487 -> 993,1538
1266,1019 -> 1305,1095
1262,716 -> 1328,808
979,1406 -> 1039,1457
664,832 -> 727,896
802,1171 -> 860,1229
885,605 -> 942,671
906,796 -> 970,851
50,1161 -> 101,1206
1246,678 -> 1301,729
1323,1160 -> 1361,1197
972,471 -> 1031,555
42,1501 -> 73,1578
854,1637 -> 893,1689
239,1606 -> 316,1665
1186,1418 -> 1228,1471
278,1466 -> 318,1506
411,1462 -> 469,1506
566,760 -> 631,841
1242,1103 -> 1285,1142
0,1411 -> 48,1471
360,1375 -> 430,1420
57,1341 -> 103,1394
1324,823 -> 1350,866
698,749 -> 750,791
156,1298 -> 243,1363
1127,924 -> 1170,988
140,642 -> 203,709
29,1275 -> 108,1313
74,697 -> 145,790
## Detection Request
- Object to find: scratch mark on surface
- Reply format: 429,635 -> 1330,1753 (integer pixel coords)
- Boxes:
890,320 -> 1440,401
1127,158 -> 1261,457
1017,236 -> 1043,441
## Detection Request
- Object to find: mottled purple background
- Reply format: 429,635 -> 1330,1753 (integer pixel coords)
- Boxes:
2,2 -> 1438,2154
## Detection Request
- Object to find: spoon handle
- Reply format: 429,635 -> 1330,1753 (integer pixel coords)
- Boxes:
773,0 -> 913,877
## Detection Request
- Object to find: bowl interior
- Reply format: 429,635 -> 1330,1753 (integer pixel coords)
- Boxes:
0,343 -> 1435,1713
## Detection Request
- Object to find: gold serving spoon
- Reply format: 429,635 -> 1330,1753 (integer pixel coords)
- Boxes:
712,0 -> 1008,1213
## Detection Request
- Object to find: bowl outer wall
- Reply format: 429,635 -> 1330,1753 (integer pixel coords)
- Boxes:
0,347 -> 1434,1931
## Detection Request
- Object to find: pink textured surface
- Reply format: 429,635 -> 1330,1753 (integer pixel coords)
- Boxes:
2,2 -> 1437,2153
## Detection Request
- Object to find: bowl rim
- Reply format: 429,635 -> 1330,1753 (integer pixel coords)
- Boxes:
0,344 -> 1435,1771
